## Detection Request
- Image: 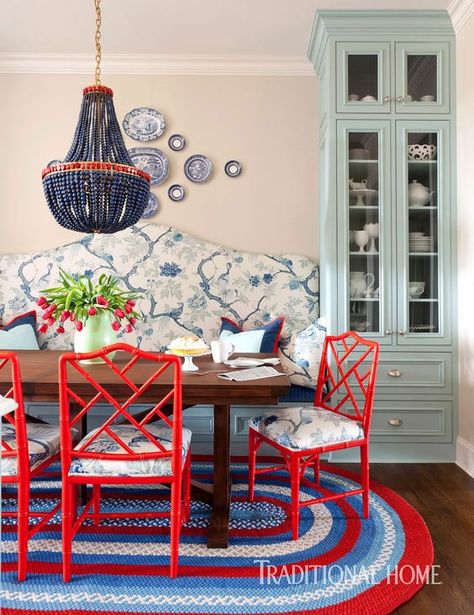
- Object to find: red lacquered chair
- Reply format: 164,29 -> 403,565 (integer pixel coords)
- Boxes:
1,351 -> 64,581
248,332 -> 379,539
59,343 -> 190,580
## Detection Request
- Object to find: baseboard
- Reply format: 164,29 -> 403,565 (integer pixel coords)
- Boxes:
456,436 -> 474,477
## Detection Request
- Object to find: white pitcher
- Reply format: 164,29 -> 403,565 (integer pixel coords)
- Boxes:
350,272 -> 375,298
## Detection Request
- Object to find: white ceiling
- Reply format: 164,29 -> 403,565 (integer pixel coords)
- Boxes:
1,0 -> 451,57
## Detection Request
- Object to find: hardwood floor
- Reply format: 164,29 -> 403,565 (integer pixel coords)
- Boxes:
341,463 -> 474,614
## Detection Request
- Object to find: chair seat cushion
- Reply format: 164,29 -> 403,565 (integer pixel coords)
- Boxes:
249,406 -> 364,451
1,423 -> 64,476
69,423 -> 192,477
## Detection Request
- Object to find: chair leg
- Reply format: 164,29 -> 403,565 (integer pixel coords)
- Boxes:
92,484 -> 101,526
169,476 -> 182,578
248,428 -> 258,502
17,477 -> 30,582
361,444 -> 370,519
62,481 -> 74,582
290,455 -> 301,540
183,451 -> 191,523
313,455 -> 320,486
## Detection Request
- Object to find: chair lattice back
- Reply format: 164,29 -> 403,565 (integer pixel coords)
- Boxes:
314,332 -> 379,431
59,343 -> 183,474
0,352 -> 28,477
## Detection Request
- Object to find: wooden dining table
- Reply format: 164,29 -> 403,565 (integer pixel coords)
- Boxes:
1,350 -> 290,548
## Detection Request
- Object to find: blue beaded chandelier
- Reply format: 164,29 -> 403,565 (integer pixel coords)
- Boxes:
42,0 -> 150,234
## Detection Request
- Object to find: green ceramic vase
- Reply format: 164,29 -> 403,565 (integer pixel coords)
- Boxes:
73,311 -> 117,363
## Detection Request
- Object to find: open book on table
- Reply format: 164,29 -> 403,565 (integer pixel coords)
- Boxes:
217,366 -> 283,382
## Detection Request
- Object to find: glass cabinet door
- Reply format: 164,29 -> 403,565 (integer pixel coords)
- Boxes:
336,43 -> 391,113
396,121 -> 451,345
395,43 -> 449,113
337,121 -> 392,344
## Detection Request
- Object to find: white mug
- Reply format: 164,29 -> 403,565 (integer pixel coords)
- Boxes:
211,340 -> 235,363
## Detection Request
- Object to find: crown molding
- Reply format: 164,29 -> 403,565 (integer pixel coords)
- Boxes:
448,0 -> 474,33
0,52 -> 315,77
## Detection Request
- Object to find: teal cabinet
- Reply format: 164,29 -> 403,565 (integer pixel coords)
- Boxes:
395,42 -> 450,114
336,42 -> 392,113
309,10 -> 457,462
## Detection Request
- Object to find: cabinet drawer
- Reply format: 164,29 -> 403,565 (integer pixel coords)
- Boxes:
348,352 -> 452,395
371,400 -> 452,442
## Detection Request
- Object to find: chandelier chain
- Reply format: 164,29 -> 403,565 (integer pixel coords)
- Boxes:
94,0 -> 102,85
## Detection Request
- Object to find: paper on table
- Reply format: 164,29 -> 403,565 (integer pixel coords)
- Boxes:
217,366 -> 283,382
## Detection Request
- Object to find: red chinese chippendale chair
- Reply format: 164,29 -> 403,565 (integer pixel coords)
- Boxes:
1,351 -> 66,581
248,332 -> 379,539
59,343 -> 191,580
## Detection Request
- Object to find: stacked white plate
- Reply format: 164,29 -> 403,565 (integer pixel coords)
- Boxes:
409,232 -> 434,253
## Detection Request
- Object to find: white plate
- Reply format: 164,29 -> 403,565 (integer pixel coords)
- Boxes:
224,358 -> 264,368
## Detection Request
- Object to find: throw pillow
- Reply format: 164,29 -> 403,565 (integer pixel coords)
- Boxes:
219,316 -> 284,353
0,311 -> 40,350
278,318 -> 327,389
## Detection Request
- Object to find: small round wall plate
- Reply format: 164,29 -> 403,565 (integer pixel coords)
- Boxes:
128,147 -> 169,185
168,134 -> 186,151
141,193 -> 159,219
123,108 -> 166,142
168,184 -> 185,201
225,160 -> 242,177
184,154 -> 212,183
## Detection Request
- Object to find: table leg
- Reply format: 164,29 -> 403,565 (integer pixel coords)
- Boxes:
207,403 -> 231,548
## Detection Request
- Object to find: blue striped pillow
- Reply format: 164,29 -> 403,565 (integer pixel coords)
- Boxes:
0,311 -> 40,350
219,316 -> 284,353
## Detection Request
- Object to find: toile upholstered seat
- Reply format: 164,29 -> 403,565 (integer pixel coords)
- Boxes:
249,407 -> 364,451
69,423 -> 192,477
1,423 -> 67,476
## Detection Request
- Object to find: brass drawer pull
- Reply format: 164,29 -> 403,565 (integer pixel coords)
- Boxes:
388,369 -> 402,378
388,418 -> 403,427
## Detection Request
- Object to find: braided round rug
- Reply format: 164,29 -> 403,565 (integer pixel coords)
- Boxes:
1,460 -> 433,615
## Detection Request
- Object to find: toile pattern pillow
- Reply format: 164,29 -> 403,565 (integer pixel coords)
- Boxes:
278,318 -> 327,390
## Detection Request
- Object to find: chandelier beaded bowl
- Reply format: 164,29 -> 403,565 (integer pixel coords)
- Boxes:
42,1 -> 150,234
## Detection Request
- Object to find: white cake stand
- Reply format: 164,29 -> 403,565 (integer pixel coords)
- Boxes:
169,350 -> 210,371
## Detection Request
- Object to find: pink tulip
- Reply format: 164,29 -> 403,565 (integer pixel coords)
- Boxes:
56,326 -> 65,334
36,297 -> 47,307
114,308 -> 125,319
124,304 -> 133,314
42,305 -> 56,319
127,300 -> 136,307
96,295 -> 109,307
129,317 -> 137,326
47,317 -> 55,326
60,310 -> 70,322
69,313 -> 75,322
88,307 -> 97,316
124,324 -> 133,333
111,321 -> 121,332
75,321 -> 83,332
38,324 -> 48,334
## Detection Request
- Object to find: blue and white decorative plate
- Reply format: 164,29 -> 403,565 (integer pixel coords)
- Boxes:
225,160 -> 242,177
141,193 -> 160,219
168,134 -> 186,151
123,108 -> 166,142
128,148 -> 169,186
184,154 -> 212,183
168,184 -> 185,202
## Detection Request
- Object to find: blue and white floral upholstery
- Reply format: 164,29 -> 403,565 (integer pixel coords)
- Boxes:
249,407 -> 364,451
0,223 -> 319,390
69,424 -> 192,477
0,423 -> 68,476
279,319 -> 327,389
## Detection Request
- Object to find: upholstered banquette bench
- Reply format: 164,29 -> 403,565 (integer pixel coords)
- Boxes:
0,223 -> 323,453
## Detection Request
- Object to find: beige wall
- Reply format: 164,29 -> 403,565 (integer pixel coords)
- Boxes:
0,74 -> 319,259
457,13 -> 474,475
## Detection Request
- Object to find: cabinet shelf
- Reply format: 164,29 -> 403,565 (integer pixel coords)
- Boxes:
349,251 -> 379,255
348,159 -> 379,164
407,160 -> 437,164
408,206 -> 438,211
408,298 -> 438,302
409,252 -> 438,256
349,206 -> 379,210
349,298 -> 379,301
